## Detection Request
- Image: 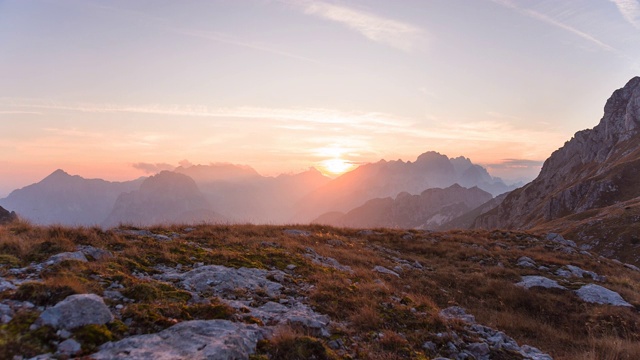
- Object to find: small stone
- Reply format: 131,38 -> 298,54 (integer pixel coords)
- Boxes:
56,329 -> 72,339
284,229 -> 311,237
38,294 -> 113,330
422,341 -> 437,352
57,338 -> 81,356
286,264 -> 297,270
116,304 -> 124,310
373,266 -> 400,277
516,256 -> 536,268
575,284 -> 632,307
516,276 -> 566,290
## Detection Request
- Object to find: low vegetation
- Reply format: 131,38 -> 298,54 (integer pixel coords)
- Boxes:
0,220 -> 639,359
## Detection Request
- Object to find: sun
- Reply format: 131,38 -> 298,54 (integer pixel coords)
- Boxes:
321,158 -> 354,175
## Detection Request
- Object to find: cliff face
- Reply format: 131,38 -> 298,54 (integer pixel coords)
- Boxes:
474,77 -> 640,262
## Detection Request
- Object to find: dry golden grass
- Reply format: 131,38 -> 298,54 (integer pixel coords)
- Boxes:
0,222 -> 639,359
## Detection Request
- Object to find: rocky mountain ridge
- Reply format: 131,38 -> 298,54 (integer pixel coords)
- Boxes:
473,76 -> 640,263
314,184 -> 493,230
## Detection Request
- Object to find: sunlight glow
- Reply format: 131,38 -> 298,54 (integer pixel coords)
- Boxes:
321,158 -> 354,175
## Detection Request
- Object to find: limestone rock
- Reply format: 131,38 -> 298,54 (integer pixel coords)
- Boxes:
91,320 -> 266,360
284,229 -> 311,237
38,294 -> 113,330
373,265 -> 400,277
575,284 -> 632,307
516,276 -> 566,290
157,265 -> 284,298
57,338 -> 81,356
517,256 -> 536,268
45,251 -> 88,265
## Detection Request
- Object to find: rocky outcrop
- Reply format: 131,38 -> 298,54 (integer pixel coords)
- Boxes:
37,294 -> 113,330
436,306 -> 553,360
314,184 -> 493,229
575,284 -> 632,307
516,276 -> 566,290
0,205 -> 17,224
474,77 -> 640,262
92,320 -> 267,360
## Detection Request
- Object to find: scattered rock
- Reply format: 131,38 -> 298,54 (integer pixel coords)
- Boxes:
305,248 -> 352,272
438,306 -> 553,360
57,338 -> 82,356
283,229 -> 311,237
556,265 -> 605,282
624,263 -> 640,272
546,233 -> 576,248
517,256 -> 536,268
91,320 -> 267,360
38,294 -> 113,330
439,306 -> 476,323
575,284 -> 632,307
286,264 -> 297,271
516,276 -> 566,290
45,251 -> 88,265
78,245 -> 113,260
0,277 -> 16,292
156,265 -> 285,298
233,301 -> 331,337
373,265 -> 400,278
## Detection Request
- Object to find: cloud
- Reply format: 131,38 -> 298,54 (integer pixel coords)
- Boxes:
487,159 -> 544,169
492,0 -> 615,52
289,0 -> 424,51
609,0 -> 640,28
132,162 -> 175,174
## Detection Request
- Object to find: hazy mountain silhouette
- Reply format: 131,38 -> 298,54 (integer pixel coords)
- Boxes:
295,152 -> 514,222
176,164 -> 330,223
314,184 -> 492,229
0,170 -> 143,226
474,76 -> 640,264
103,171 -> 222,227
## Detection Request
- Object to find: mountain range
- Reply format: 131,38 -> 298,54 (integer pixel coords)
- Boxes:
0,153 -> 515,227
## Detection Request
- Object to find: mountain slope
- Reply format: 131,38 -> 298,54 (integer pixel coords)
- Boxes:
0,170 -> 143,226
474,76 -> 640,262
314,184 -> 493,229
103,171 -> 222,227
296,152 -> 514,222
0,205 -> 17,224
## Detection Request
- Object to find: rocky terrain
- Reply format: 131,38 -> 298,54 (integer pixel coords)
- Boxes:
0,220 -> 638,359
474,76 -> 640,265
313,184 -> 492,230
0,206 -> 17,225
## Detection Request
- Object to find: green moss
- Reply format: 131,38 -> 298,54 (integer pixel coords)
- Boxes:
73,324 -> 114,352
12,282 -> 78,306
122,282 -> 162,302
0,254 -> 21,268
0,310 -> 58,359
185,303 -> 234,320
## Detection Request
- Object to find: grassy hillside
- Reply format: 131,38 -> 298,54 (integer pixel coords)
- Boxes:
0,221 -> 639,359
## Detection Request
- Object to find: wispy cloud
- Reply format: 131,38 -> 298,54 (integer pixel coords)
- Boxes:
609,0 -> 640,28
170,27 -> 323,65
288,0 -> 424,51
132,162 -> 175,174
492,0 -> 615,52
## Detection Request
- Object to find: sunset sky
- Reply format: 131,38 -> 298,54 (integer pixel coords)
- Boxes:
1,0 -> 640,196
